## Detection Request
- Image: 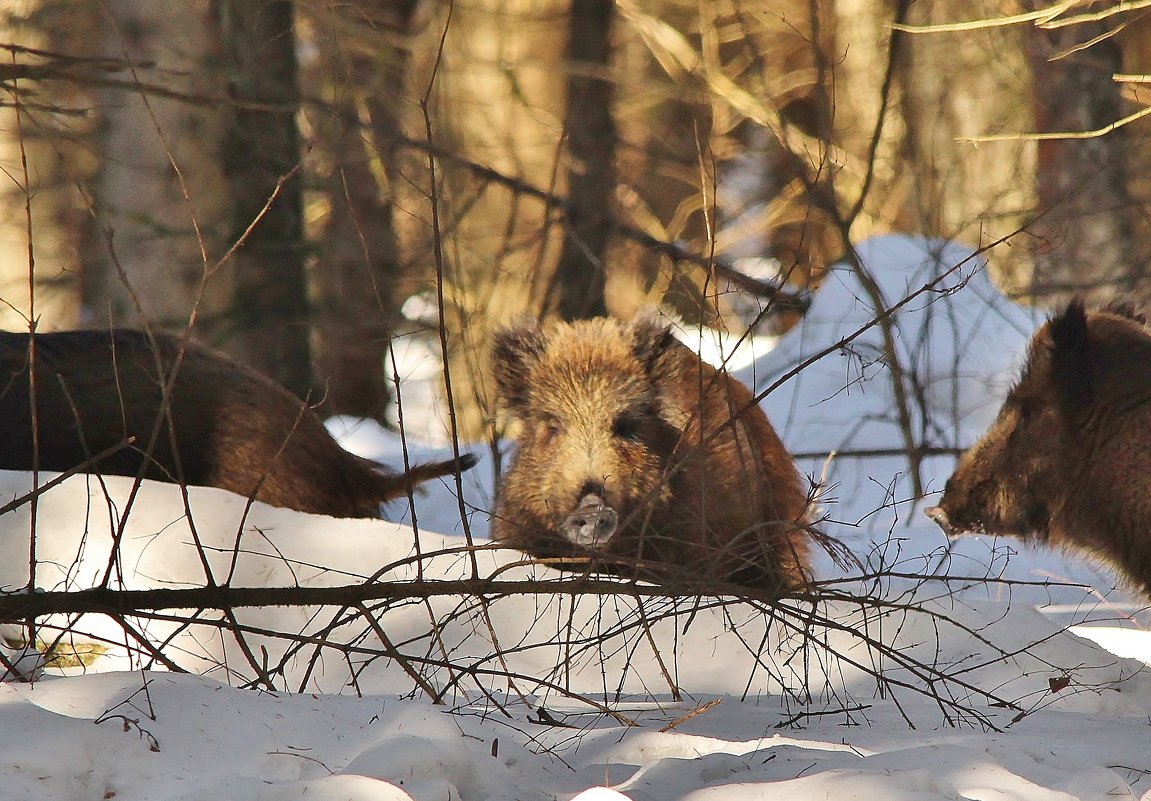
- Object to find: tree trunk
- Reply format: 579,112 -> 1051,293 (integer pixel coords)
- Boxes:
302,1 -> 420,423
546,0 -> 615,322
218,0 -> 311,398
403,0 -> 570,440
1025,18 -> 1135,306
0,3 -> 91,332
85,0 -> 232,333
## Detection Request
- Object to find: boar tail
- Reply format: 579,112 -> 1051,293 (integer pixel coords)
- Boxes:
375,453 -> 479,502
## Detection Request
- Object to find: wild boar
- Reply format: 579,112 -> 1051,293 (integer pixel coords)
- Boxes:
925,300 -> 1151,597
490,315 -> 813,594
0,329 -> 475,518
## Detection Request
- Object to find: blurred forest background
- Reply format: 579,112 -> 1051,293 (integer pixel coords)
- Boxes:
0,0 -> 1148,441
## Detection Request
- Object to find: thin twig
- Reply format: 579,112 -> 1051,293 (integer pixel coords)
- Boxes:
659,698 -> 720,732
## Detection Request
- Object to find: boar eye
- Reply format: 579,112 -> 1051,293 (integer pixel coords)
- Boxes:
539,415 -> 564,440
1014,398 -> 1036,423
612,413 -> 643,441
1006,394 -> 1032,423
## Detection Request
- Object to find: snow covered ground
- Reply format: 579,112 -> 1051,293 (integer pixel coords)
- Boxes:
0,236 -> 1148,800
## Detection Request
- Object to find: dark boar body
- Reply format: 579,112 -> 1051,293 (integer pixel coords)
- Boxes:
926,300 -> 1151,596
491,316 -> 812,594
0,329 -> 475,518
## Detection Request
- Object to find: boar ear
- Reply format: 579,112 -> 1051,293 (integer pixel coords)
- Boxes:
628,314 -> 677,378
1048,299 -> 1092,408
629,315 -> 694,428
491,322 -> 546,414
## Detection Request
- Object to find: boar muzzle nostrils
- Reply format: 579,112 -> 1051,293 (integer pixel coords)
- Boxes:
923,505 -> 961,540
562,494 -> 620,547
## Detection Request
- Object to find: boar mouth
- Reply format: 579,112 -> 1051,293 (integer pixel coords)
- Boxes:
562,493 -> 620,548
924,505 -> 982,541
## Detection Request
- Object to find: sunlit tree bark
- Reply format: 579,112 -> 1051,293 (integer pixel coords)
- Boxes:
1024,12 -> 1136,306
833,0 -> 1037,294
0,3 -> 90,332
85,0 -> 232,333
403,0 -> 569,438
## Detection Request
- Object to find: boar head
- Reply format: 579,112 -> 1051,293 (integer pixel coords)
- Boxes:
926,300 -> 1097,544
491,316 -> 686,552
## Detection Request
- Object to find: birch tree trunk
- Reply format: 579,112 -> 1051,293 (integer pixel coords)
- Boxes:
0,2 -> 90,332
84,0 -> 232,333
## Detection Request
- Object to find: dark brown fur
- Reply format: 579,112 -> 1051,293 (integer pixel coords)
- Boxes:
491,316 -> 812,594
927,300 -> 1151,597
0,329 -> 475,518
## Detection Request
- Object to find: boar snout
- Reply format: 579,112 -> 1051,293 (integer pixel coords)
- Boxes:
924,505 -> 962,540
563,493 -> 620,547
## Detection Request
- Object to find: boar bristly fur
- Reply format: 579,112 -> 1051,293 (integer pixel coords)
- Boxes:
926,299 -> 1151,596
0,329 -> 475,518
491,316 -> 812,594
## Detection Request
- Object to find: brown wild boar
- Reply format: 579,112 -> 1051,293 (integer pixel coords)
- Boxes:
0,329 -> 476,518
926,300 -> 1151,597
490,315 -> 813,593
